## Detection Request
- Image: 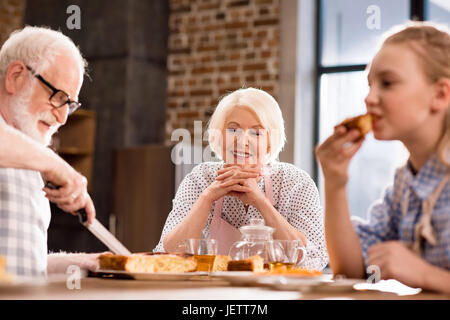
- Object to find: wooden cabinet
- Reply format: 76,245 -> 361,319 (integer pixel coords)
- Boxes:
47,109 -> 101,253
113,145 -> 175,253
52,110 -> 96,191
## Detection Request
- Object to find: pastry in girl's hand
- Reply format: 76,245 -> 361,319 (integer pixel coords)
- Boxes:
338,113 -> 375,136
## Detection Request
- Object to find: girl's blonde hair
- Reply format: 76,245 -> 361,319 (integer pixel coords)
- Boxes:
381,22 -> 450,167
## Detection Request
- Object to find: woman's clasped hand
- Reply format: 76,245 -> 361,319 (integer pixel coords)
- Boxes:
213,164 -> 267,209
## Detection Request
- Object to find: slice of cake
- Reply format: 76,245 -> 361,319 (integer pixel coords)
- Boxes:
98,253 -> 197,273
258,268 -> 323,277
212,255 -> 231,272
0,255 -> 5,270
227,255 -> 264,272
0,255 -> 13,283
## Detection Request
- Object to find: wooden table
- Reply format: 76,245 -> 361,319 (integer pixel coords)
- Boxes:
1,275 -> 448,300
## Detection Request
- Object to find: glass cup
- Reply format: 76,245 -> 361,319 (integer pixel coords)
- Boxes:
267,240 -> 307,271
184,238 -> 218,272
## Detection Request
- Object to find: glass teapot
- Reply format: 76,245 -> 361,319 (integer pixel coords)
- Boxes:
229,218 -> 274,262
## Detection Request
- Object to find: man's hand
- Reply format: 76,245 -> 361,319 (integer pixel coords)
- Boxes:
367,241 -> 428,288
47,252 -> 106,274
42,154 -> 96,224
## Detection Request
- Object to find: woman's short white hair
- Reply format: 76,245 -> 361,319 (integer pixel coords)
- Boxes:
207,87 -> 286,163
0,26 -> 87,81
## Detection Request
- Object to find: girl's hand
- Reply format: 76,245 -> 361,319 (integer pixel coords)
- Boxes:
315,126 -> 365,189
367,241 -> 428,288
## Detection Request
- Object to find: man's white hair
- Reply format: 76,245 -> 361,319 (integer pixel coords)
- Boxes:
0,26 -> 87,80
207,87 -> 286,163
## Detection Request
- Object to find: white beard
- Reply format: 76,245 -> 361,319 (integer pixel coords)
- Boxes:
10,85 -> 60,147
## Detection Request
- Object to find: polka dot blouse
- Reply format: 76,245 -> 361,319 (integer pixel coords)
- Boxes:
154,161 -> 329,270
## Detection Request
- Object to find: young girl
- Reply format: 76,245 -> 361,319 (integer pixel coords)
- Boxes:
316,22 -> 450,293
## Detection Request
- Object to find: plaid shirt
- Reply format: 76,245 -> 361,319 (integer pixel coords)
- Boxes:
0,168 -> 50,278
353,154 -> 450,270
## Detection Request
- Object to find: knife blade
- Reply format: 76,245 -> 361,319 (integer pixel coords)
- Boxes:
45,182 -> 132,255
77,209 -> 132,255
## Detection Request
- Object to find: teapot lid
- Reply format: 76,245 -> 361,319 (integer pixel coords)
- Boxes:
239,218 -> 274,236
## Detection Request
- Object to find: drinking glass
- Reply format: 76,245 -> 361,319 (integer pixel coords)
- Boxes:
267,240 -> 307,270
185,238 -> 218,272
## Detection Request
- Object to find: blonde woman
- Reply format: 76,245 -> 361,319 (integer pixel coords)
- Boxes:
155,88 -> 328,270
316,22 -> 450,293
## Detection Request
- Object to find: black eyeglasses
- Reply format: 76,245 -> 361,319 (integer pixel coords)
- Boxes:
26,66 -> 81,115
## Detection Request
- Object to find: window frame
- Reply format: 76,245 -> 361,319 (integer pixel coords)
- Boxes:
313,0 -> 427,182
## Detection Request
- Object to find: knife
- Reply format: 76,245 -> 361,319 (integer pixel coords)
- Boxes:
45,182 -> 132,256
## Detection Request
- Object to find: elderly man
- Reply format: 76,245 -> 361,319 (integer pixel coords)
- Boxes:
0,26 -> 98,278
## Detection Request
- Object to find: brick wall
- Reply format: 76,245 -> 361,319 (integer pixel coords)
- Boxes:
167,0 -> 280,143
0,0 -> 24,46
1,0 -> 282,147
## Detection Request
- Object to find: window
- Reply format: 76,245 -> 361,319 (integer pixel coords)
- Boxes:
320,0 -> 411,66
315,0 -> 447,219
427,0 -> 450,26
